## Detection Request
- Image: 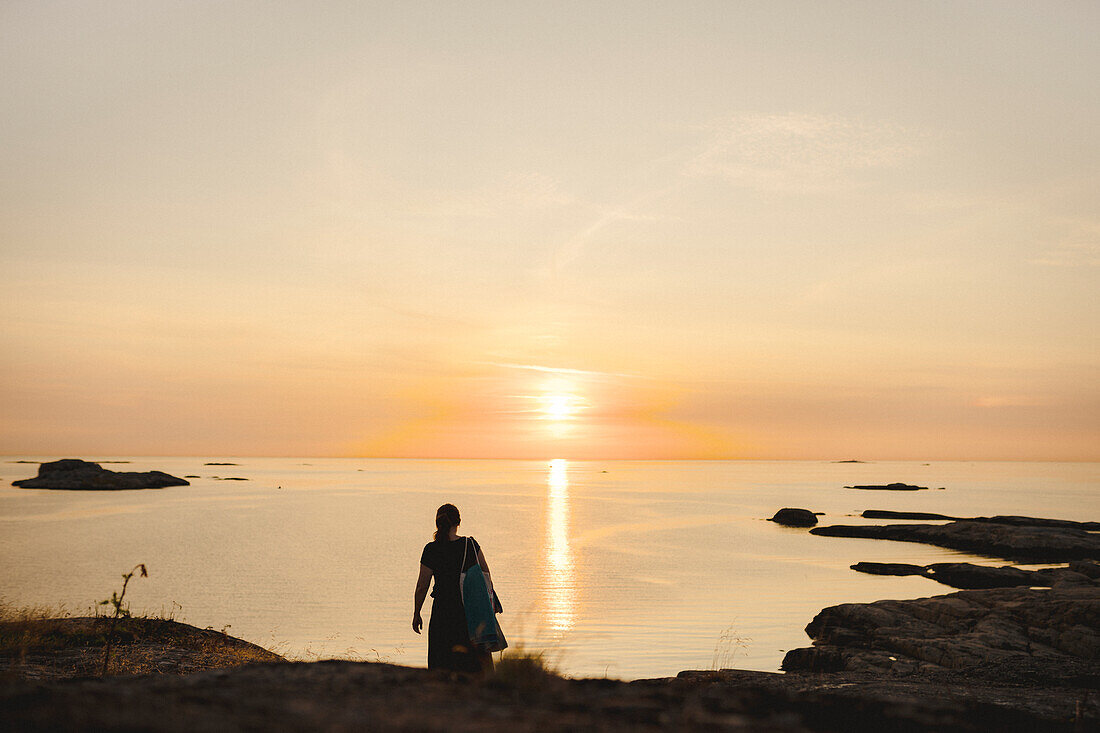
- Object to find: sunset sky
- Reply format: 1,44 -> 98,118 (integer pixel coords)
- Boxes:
2,1 -> 1097,460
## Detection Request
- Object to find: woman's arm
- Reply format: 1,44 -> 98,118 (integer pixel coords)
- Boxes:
476,548 -> 494,596
412,563 -> 432,633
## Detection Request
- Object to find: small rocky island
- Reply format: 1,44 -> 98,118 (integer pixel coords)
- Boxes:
12,459 -> 189,490
844,483 -> 934,491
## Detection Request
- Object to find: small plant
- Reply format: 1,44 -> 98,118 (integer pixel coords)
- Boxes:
490,644 -> 561,698
98,564 -> 147,676
711,623 -> 751,670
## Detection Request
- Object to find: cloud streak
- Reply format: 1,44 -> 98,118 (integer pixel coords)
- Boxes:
478,361 -> 647,380
687,113 -> 924,192
549,113 -> 927,272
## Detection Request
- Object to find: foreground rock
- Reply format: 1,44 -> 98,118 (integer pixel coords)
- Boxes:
781,583 -> 1100,690
1,617 -> 281,680
12,459 -> 189,490
4,658 -> 1094,731
768,508 -> 819,527
862,511 -> 1100,531
4,613 -> 1097,731
811,520 -> 1100,561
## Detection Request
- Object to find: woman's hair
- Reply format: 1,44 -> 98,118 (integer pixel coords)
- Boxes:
434,503 -> 460,542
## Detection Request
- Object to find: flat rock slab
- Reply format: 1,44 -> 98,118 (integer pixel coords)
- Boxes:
851,561 -> 1099,589
862,510 -> 956,520
811,520 -> 1100,561
12,459 -> 189,490
850,562 -> 927,577
781,584 -> 1100,689
973,515 -> 1100,531
861,511 -> 1100,531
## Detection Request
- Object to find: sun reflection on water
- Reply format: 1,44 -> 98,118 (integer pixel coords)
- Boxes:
542,458 -> 576,634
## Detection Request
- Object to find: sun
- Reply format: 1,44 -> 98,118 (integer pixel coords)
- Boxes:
538,378 -> 585,422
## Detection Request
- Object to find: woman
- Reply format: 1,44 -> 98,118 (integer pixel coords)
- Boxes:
412,503 -> 496,673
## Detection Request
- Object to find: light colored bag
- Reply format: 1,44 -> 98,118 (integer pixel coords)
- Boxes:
460,538 -> 508,653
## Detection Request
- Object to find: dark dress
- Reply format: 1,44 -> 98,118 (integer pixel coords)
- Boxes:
420,536 -> 493,673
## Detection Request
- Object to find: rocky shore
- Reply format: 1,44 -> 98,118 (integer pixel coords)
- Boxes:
3,578 -> 1097,731
3,501 -> 1097,730
5,657 -> 1096,732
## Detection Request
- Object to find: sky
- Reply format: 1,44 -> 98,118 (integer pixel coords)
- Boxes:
1,1 -> 1097,460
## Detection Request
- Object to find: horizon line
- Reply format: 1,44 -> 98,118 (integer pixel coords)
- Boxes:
2,454 -> 1097,463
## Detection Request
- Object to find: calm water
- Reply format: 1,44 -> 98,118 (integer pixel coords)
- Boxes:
1,458 -> 1097,679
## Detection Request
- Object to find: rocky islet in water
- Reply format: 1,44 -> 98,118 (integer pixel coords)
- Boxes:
11,459 -> 189,491
844,482 -> 940,491
767,508 -> 820,527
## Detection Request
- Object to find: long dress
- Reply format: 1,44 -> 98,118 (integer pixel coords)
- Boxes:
419,536 -> 493,673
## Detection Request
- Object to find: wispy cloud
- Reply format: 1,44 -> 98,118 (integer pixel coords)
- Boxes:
686,113 -> 924,193
1030,219 -> 1100,267
550,185 -> 681,271
548,113 -> 926,272
430,172 -> 576,219
478,361 -> 647,380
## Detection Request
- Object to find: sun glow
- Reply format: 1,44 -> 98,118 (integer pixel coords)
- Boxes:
538,378 -> 585,422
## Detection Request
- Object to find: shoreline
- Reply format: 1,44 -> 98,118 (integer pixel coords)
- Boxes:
3,576 -> 1097,731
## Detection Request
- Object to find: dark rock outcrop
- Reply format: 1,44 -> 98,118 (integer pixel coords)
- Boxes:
860,510 -> 1100,531
850,562 -> 926,577
845,483 -> 931,491
862,510 -> 956,520
781,584 -> 1100,688
768,508 -> 819,527
972,515 -> 1100,531
923,563 -> 1051,589
851,561 -> 1049,589
861,511 -> 1100,531
12,459 -> 189,491
851,561 -> 1099,589
811,520 -> 1100,561
1070,561 -> 1100,579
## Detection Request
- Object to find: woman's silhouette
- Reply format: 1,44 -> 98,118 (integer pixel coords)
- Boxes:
412,503 -> 496,673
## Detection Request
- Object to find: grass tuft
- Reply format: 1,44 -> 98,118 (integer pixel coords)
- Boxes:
711,623 -> 751,670
489,644 -> 562,698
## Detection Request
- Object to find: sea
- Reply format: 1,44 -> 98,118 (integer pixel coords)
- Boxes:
1,458 -> 1097,680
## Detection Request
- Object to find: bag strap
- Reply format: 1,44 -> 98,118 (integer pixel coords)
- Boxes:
461,536 -> 470,572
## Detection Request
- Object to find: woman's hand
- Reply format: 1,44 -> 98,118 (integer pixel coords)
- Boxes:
412,563 -> 432,635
